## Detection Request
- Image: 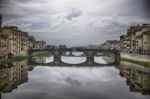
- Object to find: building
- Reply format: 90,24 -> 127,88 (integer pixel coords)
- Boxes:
86,45 -> 101,49
59,45 -> 67,49
0,26 -> 29,56
46,45 -> 55,49
120,35 -> 130,52
0,28 -> 8,58
100,40 -> 120,50
0,15 -> 2,28
28,36 -> 36,49
0,15 -> 7,58
0,15 -> 47,58
120,24 -> 150,54
34,40 -> 46,49
135,28 -> 150,54
142,30 -> 150,54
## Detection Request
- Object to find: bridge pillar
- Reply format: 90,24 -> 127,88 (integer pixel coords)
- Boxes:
53,50 -> 61,65
86,49 -> 95,65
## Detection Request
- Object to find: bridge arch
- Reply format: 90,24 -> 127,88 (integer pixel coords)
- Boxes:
28,48 -> 120,66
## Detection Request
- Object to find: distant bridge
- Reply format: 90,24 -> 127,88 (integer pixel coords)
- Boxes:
28,48 -> 121,66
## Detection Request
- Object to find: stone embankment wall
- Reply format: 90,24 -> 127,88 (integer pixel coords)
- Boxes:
121,52 -> 150,62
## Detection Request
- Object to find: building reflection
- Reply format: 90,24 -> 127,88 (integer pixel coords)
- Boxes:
0,59 -> 150,96
0,60 -> 28,93
118,62 -> 150,95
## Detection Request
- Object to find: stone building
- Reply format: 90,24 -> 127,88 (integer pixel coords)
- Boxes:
28,36 -> 36,49
120,24 -> 150,54
0,26 -> 29,56
135,28 -> 150,54
34,40 -> 46,49
100,40 -> 120,50
142,30 -> 150,53
0,15 -> 2,28
120,35 -> 130,52
0,29 -> 8,58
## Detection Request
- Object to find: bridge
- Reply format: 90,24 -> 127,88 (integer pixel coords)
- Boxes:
28,48 -> 121,66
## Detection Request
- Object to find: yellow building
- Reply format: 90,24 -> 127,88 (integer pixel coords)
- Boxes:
120,24 -> 150,54
0,26 -> 29,56
28,36 -> 36,49
34,40 -> 46,49
135,28 -> 150,54
142,30 -> 150,52
120,35 -> 130,52
0,28 -> 8,58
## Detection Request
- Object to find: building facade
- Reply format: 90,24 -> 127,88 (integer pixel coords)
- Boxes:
0,29 -> 8,58
34,40 -> 46,49
100,40 -> 120,50
120,24 -> 150,55
28,36 -> 36,49
0,26 -> 29,56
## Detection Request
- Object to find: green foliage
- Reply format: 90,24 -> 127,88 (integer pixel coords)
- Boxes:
0,55 -> 27,66
0,58 -> 11,65
103,52 -> 116,59
32,51 -> 50,57
12,55 -> 27,61
121,58 -> 150,67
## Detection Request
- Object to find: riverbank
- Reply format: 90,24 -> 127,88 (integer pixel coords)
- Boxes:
0,55 -> 27,65
121,53 -> 150,67
0,51 -> 50,66
32,51 -> 50,57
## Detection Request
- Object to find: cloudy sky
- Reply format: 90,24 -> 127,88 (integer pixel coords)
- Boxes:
0,0 -> 150,46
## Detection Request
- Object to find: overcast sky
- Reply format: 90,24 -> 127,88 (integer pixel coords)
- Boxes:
0,0 -> 150,46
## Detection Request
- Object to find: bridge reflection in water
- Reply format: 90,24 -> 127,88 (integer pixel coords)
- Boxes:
0,59 -> 150,98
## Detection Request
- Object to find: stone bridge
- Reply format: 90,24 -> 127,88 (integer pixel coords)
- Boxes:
28,48 -> 121,66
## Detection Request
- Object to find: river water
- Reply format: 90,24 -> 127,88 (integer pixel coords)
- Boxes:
0,56 -> 150,99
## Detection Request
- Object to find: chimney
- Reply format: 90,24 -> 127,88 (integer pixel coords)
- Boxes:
0,15 -> 2,28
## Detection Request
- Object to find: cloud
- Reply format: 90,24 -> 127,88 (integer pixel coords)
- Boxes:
66,9 -> 82,20
65,77 -> 82,87
0,0 -> 150,46
91,14 -> 128,31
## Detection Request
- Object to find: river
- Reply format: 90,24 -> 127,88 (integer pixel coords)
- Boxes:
0,56 -> 150,99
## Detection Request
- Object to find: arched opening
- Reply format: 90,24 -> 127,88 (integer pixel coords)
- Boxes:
94,56 -> 106,64
72,51 -> 84,56
62,51 -> 84,56
61,51 -> 86,64
61,56 -> 86,64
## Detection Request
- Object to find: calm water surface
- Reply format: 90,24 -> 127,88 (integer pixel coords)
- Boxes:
0,56 -> 150,99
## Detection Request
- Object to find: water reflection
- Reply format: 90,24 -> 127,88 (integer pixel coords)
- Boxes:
33,56 -> 54,63
0,59 -> 149,99
33,56 -> 108,65
118,62 -> 150,95
33,56 -> 46,63
45,56 -> 54,63
61,56 -> 86,64
94,56 -> 106,64
0,60 -> 28,93
64,51 -> 84,56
